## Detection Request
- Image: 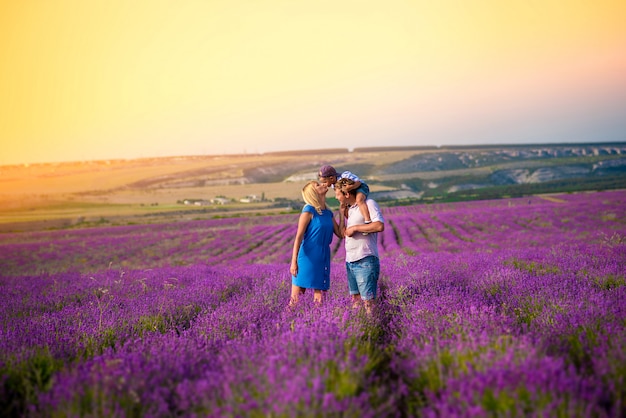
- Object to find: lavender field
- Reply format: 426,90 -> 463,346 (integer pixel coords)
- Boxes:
1,190 -> 625,417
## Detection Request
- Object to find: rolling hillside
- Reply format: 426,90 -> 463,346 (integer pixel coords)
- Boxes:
0,142 -> 624,231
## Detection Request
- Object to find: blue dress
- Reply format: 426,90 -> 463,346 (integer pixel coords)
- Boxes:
292,204 -> 334,291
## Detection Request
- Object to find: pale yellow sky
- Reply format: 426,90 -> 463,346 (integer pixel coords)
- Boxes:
1,1 -> 625,165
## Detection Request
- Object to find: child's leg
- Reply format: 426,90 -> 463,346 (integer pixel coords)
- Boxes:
356,192 -> 372,223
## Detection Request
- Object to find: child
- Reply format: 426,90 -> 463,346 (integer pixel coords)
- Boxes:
318,165 -> 372,226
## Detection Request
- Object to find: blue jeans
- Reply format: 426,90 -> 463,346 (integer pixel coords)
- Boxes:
346,256 -> 380,300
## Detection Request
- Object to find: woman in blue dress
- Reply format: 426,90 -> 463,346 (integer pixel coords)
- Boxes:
289,180 -> 341,306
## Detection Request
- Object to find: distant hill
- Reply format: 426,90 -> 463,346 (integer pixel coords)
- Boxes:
1,142 -> 625,231
225,142 -> 626,203
363,142 -> 626,203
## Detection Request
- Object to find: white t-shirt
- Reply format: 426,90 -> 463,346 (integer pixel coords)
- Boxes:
344,198 -> 384,263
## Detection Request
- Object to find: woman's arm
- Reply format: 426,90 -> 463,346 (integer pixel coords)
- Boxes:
290,212 -> 312,277
333,213 -> 343,238
337,205 -> 348,238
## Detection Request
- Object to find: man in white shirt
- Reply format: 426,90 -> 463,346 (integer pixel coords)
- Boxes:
334,180 -> 385,313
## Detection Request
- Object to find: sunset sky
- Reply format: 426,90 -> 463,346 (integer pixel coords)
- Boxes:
1,1 -> 625,165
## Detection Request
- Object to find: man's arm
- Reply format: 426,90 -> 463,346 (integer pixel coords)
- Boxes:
345,220 -> 384,237
345,199 -> 384,237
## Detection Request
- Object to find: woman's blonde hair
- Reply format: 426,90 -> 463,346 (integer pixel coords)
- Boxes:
301,181 -> 326,215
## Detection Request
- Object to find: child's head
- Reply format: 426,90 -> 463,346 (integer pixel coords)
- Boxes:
318,165 -> 339,186
336,178 -> 356,195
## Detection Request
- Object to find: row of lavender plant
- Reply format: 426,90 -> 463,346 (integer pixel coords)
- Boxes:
2,263 -> 399,416
4,246 -> 623,416
2,191 -> 624,277
1,190 -> 624,416
0,214 -> 294,276
382,243 -> 625,416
